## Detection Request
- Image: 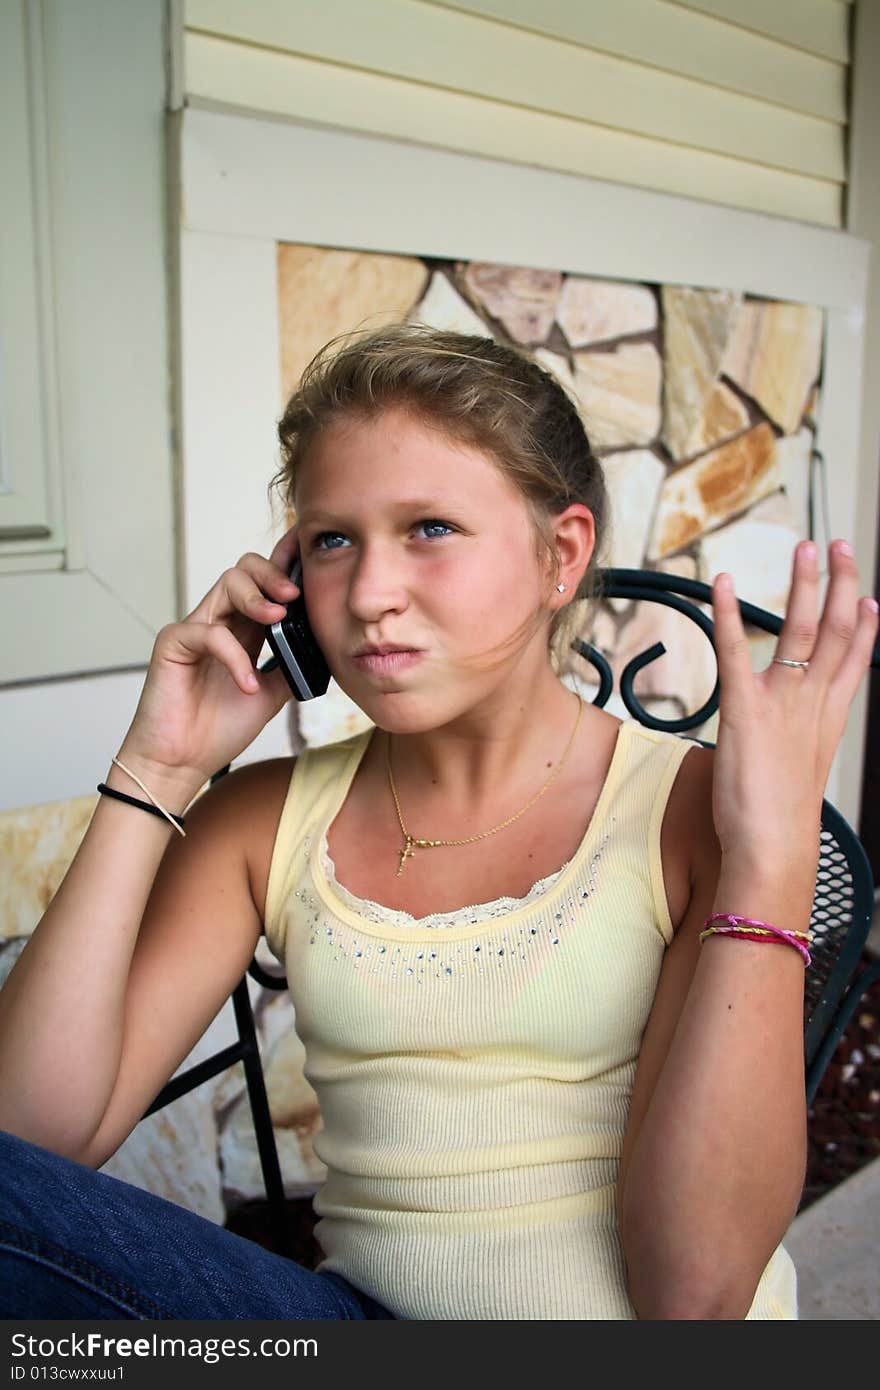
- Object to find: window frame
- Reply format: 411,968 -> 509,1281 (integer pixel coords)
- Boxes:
0,0 -> 176,686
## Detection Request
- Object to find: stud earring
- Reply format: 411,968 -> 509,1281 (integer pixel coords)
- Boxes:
556,583 -> 566,593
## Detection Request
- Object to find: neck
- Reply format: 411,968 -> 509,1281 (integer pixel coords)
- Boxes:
385,666 -> 583,831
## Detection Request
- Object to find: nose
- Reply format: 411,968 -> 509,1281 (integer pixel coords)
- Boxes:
346,543 -> 409,624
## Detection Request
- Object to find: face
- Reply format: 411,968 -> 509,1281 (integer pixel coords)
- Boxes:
293,407 -> 558,731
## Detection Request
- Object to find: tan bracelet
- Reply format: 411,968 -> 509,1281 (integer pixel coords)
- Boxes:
108,757 -> 188,838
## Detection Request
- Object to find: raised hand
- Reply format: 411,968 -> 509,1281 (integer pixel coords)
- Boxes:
114,526 -> 302,800
709,539 -> 878,866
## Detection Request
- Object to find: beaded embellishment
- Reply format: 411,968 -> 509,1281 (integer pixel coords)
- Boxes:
298,828 -> 611,986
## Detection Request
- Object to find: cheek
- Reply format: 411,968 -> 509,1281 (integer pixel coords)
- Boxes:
444,542 -> 544,637
301,576 -> 340,648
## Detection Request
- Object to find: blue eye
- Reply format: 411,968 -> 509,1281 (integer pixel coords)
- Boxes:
311,532 -> 349,551
418,519 -> 454,538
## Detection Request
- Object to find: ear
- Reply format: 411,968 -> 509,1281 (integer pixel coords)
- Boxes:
547,504 -> 596,608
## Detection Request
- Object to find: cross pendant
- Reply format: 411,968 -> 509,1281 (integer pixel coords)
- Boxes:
396,837 -> 416,877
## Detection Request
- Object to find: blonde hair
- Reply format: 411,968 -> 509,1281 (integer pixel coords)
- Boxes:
272,324 -> 608,671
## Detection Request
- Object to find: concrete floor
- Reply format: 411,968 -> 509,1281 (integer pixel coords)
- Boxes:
785,1156 -> 880,1319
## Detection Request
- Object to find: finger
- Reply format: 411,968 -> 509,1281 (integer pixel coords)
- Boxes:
711,572 -> 754,712
269,524 -> 301,577
772,540 -> 819,667
233,550 -> 300,601
827,593 -> 880,710
189,557 -> 296,625
807,540 -> 863,684
256,657 -> 297,716
164,621 -> 262,693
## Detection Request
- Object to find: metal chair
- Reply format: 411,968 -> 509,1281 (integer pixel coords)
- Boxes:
144,567 -> 880,1250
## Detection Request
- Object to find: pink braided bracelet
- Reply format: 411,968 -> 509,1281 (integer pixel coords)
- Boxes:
699,913 -> 812,968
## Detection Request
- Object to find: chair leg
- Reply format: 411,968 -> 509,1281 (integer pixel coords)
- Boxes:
230,977 -> 298,1257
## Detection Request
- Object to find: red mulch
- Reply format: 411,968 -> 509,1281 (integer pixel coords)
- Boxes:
801,952 -> 880,1210
225,955 -> 880,1257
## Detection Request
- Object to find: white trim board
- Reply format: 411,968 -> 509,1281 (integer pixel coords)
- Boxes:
179,107 -> 871,819
182,107 -> 868,309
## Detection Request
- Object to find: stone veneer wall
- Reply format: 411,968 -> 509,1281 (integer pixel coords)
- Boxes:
0,245 -> 823,1226
282,245 -> 822,753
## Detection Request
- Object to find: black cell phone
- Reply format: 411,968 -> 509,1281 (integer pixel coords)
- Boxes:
264,558 -> 331,700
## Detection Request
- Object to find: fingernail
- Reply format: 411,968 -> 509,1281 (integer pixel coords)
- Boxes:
837,540 -> 853,556
715,573 -> 732,593
246,673 -> 258,690
867,597 -> 879,615
802,541 -> 817,560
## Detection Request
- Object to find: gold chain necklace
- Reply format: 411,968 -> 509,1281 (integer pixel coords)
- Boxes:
386,697 -> 584,876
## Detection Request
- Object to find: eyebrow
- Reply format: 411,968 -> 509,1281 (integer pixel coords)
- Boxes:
297,499 -> 457,526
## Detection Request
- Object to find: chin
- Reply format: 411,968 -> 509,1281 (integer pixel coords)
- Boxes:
338,682 -> 449,735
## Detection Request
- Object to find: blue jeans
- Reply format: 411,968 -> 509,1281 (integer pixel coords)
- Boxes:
0,1129 -> 394,1319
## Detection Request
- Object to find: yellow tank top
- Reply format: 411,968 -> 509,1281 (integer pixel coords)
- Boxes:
264,719 -> 797,1319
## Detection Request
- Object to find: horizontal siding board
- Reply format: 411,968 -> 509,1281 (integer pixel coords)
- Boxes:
672,0 -> 850,62
428,0 -> 846,122
184,33 -> 842,227
184,0 -> 844,180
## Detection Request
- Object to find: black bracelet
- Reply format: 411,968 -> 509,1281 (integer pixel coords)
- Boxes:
97,783 -> 186,828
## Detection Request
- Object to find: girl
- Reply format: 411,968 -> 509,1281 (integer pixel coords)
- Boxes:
0,327 -> 876,1320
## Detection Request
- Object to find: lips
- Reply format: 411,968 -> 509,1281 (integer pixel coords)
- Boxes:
349,646 -> 424,676
351,643 -> 418,657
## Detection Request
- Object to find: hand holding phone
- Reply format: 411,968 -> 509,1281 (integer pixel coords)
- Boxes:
264,558 -> 331,700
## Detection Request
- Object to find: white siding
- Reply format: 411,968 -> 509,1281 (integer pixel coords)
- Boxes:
182,0 -> 850,226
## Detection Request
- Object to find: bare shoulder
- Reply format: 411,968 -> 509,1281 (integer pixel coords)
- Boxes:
660,739 -> 722,931
191,756 -> 297,923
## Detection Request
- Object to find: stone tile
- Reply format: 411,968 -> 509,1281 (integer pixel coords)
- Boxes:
563,604 -> 618,688
220,1022 -> 326,1204
774,428 -> 814,539
562,671 -> 629,724
219,1090 -> 325,1205
99,1089 -> 226,1223
599,449 -> 665,610
411,271 -> 489,336
657,554 -> 698,582
722,300 -> 823,435
749,489 -> 798,531
557,277 -> 657,349
0,796 -> 96,941
639,697 -> 687,726
0,937 -> 26,989
662,286 -> 741,461
297,680 -> 374,749
459,263 -> 561,345
613,589 -> 717,716
648,423 -> 780,559
534,347 -> 616,462
277,245 -> 428,400
685,381 -> 750,457
699,515 -> 799,619
573,343 -> 662,449
532,348 -> 585,414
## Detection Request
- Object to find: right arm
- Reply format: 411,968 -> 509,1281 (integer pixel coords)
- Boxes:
0,529 -> 301,1166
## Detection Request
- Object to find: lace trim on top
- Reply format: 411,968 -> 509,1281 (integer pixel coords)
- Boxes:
318,833 -> 571,929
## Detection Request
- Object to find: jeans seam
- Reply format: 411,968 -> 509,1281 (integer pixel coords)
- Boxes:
0,1219 -> 174,1320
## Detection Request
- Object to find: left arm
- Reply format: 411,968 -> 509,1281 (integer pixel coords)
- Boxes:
617,745 -> 812,1320
617,539 -> 878,1320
